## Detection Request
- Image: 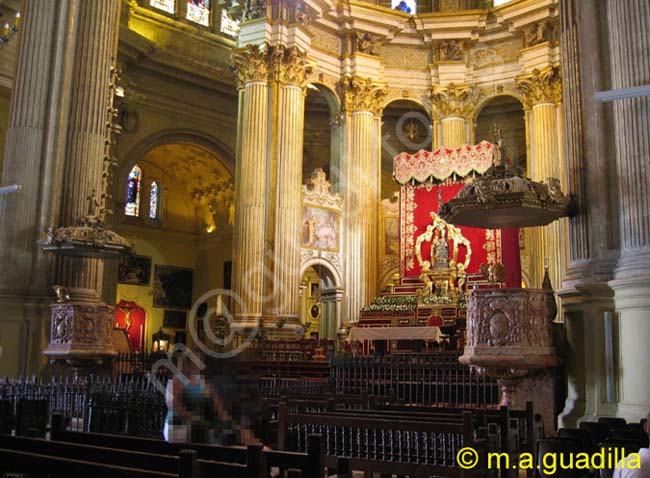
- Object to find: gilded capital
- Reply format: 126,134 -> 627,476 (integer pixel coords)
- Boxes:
516,66 -> 562,106
268,45 -> 314,87
339,76 -> 387,115
430,82 -> 476,118
231,44 -> 269,87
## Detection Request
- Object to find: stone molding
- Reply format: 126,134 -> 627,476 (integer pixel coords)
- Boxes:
231,43 -> 313,88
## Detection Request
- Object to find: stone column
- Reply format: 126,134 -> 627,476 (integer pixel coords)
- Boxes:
430,83 -> 473,149
517,67 -> 568,291
231,45 -> 270,326
606,0 -> 650,419
340,76 -> 385,322
0,0 -> 68,375
556,0 -> 619,426
54,0 -> 121,302
268,46 -> 311,323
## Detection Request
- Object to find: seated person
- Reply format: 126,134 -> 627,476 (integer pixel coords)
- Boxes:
613,411 -> 650,478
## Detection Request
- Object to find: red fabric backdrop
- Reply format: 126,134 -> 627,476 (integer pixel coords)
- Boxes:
399,183 -> 521,287
115,300 -> 146,353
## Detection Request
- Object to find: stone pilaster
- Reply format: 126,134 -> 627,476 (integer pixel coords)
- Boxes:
340,76 -> 385,322
54,0 -> 121,303
430,83 -> 474,149
606,0 -> 650,419
268,46 -> 311,322
517,67 -> 568,291
231,45 -> 269,325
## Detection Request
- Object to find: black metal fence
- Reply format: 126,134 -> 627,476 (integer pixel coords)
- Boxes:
0,375 -> 166,438
331,352 -> 500,408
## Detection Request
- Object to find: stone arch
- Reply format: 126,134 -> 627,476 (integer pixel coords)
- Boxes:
473,93 -> 525,123
300,257 -> 343,290
116,129 -> 234,201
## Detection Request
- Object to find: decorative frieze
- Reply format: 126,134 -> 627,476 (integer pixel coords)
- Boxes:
339,76 -> 387,115
438,40 -> 464,61
516,66 -> 562,106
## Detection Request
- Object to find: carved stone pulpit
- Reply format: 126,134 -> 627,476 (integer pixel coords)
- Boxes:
460,288 -> 561,433
44,303 -> 117,368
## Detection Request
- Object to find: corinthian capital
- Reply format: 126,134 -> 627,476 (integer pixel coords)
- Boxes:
268,45 -> 314,87
430,82 -> 476,118
516,66 -> 562,107
231,44 -> 269,87
339,76 -> 387,115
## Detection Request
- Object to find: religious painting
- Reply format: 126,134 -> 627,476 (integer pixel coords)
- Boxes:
118,255 -> 151,286
301,206 -> 340,252
384,216 -> 399,256
115,300 -> 146,353
163,310 -> 187,329
153,265 -> 194,309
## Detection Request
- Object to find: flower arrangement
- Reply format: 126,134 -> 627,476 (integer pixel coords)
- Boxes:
361,295 -> 417,313
421,295 -> 454,305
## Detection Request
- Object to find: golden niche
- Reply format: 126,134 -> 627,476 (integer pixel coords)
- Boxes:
416,211 -> 471,299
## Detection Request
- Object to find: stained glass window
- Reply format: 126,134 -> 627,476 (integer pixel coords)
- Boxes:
391,0 -> 416,14
221,9 -> 240,36
150,0 -> 176,14
149,181 -> 160,220
187,0 -> 210,26
125,165 -> 142,217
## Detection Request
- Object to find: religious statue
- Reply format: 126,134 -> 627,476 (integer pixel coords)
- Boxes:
415,209 -> 472,298
355,32 -> 379,55
439,40 -> 463,61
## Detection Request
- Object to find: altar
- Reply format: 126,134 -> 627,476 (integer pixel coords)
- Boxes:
351,141 -> 522,353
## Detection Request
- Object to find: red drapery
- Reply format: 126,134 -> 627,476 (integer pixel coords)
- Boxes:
399,182 -> 521,287
115,300 -> 146,353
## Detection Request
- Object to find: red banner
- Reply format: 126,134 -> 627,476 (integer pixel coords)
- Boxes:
399,182 -> 521,287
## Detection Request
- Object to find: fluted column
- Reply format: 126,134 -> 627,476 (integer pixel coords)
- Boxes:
269,47 -> 310,321
517,67 -> 568,291
340,77 -> 385,322
54,0 -> 121,302
231,46 -> 269,325
0,0 -> 67,376
606,0 -> 650,419
0,0 -> 60,295
431,83 -> 473,149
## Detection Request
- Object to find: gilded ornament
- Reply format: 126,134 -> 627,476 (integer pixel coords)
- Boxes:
430,82 -> 476,118
339,76 -> 387,115
516,66 -> 562,106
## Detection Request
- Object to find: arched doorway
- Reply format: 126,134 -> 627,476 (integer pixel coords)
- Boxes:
114,141 -> 234,351
303,84 -> 341,191
475,95 -> 526,173
381,99 -> 432,199
299,262 -> 341,340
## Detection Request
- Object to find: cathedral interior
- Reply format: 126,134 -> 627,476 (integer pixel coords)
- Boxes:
0,0 -> 649,474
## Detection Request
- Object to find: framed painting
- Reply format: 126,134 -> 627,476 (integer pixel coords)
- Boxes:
118,255 -> 151,286
301,206 -> 340,252
163,310 -> 187,329
174,331 -> 187,345
153,265 -> 194,309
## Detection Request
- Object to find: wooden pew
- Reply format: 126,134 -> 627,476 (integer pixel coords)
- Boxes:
0,434 -> 257,478
277,405 -> 489,478
51,413 -> 325,478
0,444 -> 201,478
